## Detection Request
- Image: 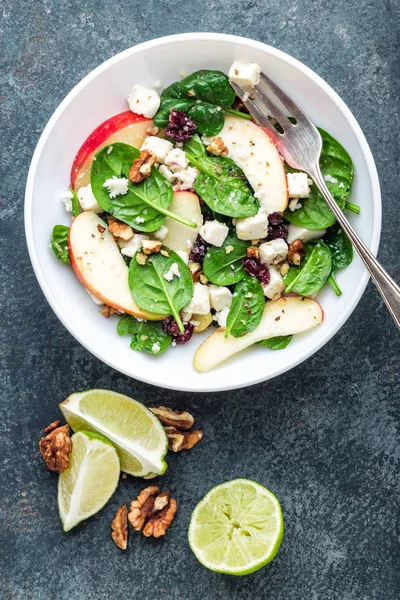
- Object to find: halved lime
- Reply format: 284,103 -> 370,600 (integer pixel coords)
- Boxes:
58,430 -> 120,531
188,479 -> 284,575
60,389 -> 168,477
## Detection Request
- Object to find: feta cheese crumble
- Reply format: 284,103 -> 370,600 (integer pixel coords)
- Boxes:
184,283 -> 210,315
286,224 -> 326,244
154,225 -> 169,241
136,217 -> 145,224
103,176 -> 129,199
228,61 -> 261,88
215,306 -> 230,329
77,184 -> 103,213
164,262 -> 181,281
164,148 -> 188,172
141,137 -> 173,163
209,285 -> 232,312
324,174 -> 338,184
61,190 -> 74,213
200,220 -> 229,247
118,234 -> 149,257
262,266 -> 286,299
236,210 -> 269,240
176,250 -> 189,264
175,166 -> 199,191
259,239 -> 288,266
287,172 -> 310,198
152,343 -> 161,353
127,85 -> 160,118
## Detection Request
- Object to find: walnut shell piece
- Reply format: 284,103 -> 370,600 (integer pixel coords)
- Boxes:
111,504 -> 128,550
39,423 -> 72,473
150,406 -> 194,430
164,426 -> 203,452
129,150 -> 156,183
287,239 -> 305,267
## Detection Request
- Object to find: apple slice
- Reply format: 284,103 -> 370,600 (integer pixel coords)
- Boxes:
162,191 -> 203,253
206,115 -> 288,213
69,211 -> 163,320
71,111 -> 152,190
193,296 -> 323,372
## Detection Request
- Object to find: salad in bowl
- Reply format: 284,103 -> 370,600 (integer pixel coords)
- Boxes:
51,61 -> 357,373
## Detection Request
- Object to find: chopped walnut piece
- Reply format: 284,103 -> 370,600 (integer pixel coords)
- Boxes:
142,239 -> 163,255
100,305 -> 121,318
206,137 -> 228,157
143,497 -> 177,538
280,261 -> 290,276
150,407 -> 194,430
199,273 -> 209,285
107,216 -> 134,241
111,504 -> 128,550
288,239 -> 305,266
39,422 -> 72,473
247,246 -> 260,259
153,491 -> 169,512
164,426 -> 203,452
146,125 -> 160,137
129,150 -> 156,183
160,249 -> 169,257
128,486 -> 160,531
136,252 -> 147,265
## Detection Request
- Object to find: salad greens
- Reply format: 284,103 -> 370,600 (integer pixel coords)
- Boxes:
284,128 -> 356,229
225,275 -> 265,338
284,242 -> 332,295
71,190 -> 81,217
51,225 -> 70,263
259,335 -> 293,350
324,224 -> 353,296
184,135 -> 259,218
128,250 -> 194,332
91,143 -> 196,231
203,235 -> 249,286
117,314 -> 171,354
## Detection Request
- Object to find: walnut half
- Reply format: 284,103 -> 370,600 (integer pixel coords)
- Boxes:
129,150 -> 156,183
150,407 -> 194,430
128,487 -> 177,538
287,239 -> 305,266
111,504 -> 128,550
39,422 -> 72,473
164,426 -> 203,452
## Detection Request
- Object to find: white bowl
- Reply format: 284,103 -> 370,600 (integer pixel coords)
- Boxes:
25,33 -> 381,392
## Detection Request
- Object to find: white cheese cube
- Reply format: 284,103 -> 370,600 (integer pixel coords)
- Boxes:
164,148 -> 188,172
262,266 -> 286,299
184,283 -> 210,315
287,172 -> 310,198
176,166 -> 199,191
61,190 -> 74,213
103,176 -> 129,199
259,239 -> 288,266
216,306 -> 230,329
209,285 -> 232,312
286,224 -> 326,244
77,184 -> 103,213
176,250 -> 189,264
236,210 -> 269,240
141,137 -> 173,163
118,234 -> 149,257
158,164 -> 177,183
200,220 -> 229,247
154,225 -> 168,241
228,61 -> 261,88
288,198 -> 302,211
127,85 -> 160,118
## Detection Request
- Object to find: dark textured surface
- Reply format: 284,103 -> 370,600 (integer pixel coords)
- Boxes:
1,0 -> 399,598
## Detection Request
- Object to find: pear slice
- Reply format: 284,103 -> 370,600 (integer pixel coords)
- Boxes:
162,191 -> 203,253
193,296 -> 323,372
69,211 -> 163,320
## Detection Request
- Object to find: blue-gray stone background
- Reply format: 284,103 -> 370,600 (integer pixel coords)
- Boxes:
1,0 -> 399,598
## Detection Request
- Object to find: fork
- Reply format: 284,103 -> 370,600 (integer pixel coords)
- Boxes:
231,73 -> 400,331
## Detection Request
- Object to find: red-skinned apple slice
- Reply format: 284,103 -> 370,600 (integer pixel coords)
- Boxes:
69,211 -> 163,320
71,111 -> 152,190
162,191 -> 203,253
193,296 -> 323,372
206,115 -> 288,213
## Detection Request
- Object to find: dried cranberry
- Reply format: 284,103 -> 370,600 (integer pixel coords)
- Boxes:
266,223 -> 288,240
162,317 -> 194,345
242,258 -> 270,285
189,235 -> 210,265
268,212 -> 283,225
165,110 -> 197,142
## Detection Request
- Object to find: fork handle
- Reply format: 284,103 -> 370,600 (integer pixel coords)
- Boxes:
310,166 -> 400,330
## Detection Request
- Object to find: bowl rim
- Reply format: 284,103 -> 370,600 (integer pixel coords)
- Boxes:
24,32 -> 381,392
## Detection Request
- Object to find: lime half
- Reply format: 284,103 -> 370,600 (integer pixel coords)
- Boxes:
188,479 -> 284,575
60,389 -> 168,477
58,431 -> 120,531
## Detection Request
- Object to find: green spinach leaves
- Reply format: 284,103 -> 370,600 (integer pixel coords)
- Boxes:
128,249 -> 193,332
259,335 -> 293,350
184,135 -> 259,218
203,235 -> 249,285
154,70 -> 236,136
324,224 -> 353,296
51,225 -> 70,263
284,242 -> 332,295
225,275 -> 265,338
117,314 -> 171,354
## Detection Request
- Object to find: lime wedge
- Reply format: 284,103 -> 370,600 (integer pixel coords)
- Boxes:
188,479 -> 284,575
60,389 -> 168,477
58,430 -> 120,531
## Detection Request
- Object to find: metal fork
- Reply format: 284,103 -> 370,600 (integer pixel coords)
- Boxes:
231,73 -> 400,331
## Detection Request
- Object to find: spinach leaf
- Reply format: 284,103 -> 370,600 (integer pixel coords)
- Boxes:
284,241 -> 332,295
324,224 -> 353,296
71,190 -> 81,217
91,143 -> 195,231
154,70 -> 235,136
117,314 -> 171,354
225,275 -> 265,338
128,249 -> 193,332
259,335 -> 292,350
202,234 -> 249,285
284,128 -> 355,229
51,225 -> 70,263
184,135 -> 259,218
